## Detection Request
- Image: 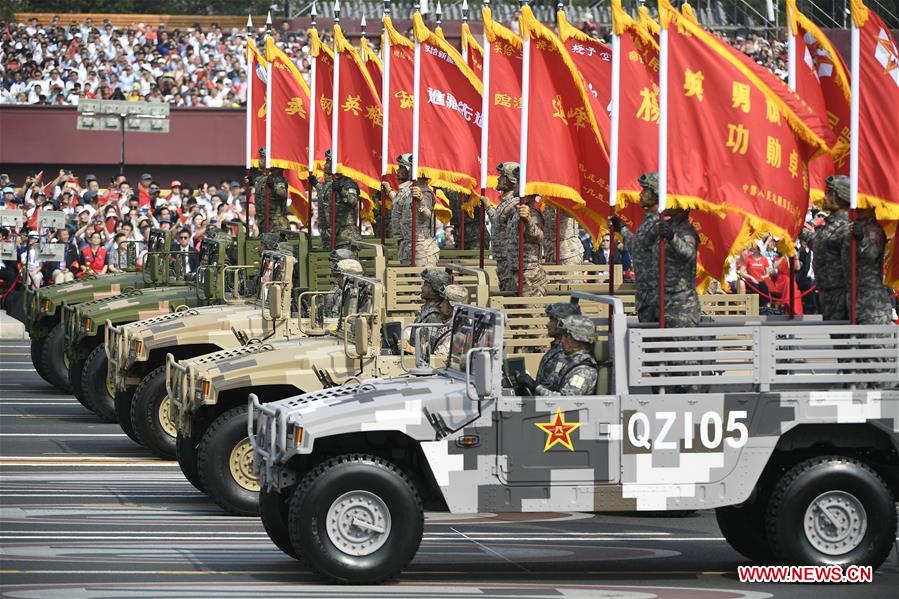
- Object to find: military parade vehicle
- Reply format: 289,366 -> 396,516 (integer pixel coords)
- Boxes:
62,224 -> 260,421
165,264 -> 489,516
249,292 -> 899,583
25,228 -> 166,392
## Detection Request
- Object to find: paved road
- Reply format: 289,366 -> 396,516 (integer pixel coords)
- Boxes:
1,339 -> 897,598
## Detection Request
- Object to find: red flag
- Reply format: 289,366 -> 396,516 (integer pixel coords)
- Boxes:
557,8 -> 612,127
248,39 -> 267,168
265,37 -> 311,174
412,13 -> 482,193
383,17 -> 416,174
659,0 -> 831,253
461,21 -> 484,78
310,28 -> 334,177
284,168 -> 310,225
518,5 -> 610,230
850,1 -> 899,220
333,24 -> 383,219
360,35 -> 382,89
787,0 -> 851,203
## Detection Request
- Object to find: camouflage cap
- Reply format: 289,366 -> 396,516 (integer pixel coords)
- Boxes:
546,302 -> 582,320
825,175 -> 850,203
396,153 -> 413,169
336,259 -> 363,276
638,172 -> 659,195
329,248 -> 356,268
441,284 -> 470,306
421,267 -> 451,294
496,162 -> 520,184
559,314 -> 597,343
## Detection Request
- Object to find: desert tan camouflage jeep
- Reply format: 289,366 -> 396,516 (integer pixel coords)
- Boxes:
249,293 -> 899,584
163,263 -> 491,516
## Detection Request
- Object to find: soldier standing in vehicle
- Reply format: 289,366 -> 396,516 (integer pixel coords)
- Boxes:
656,207 -> 701,328
845,208 -> 892,324
610,172 -> 660,322
383,153 -> 414,261
534,314 -> 598,396
536,302 -> 583,389
382,153 -> 439,266
510,194 -> 548,296
800,175 -> 850,320
543,204 -> 583,266
320,248 -> 357,319
480,163 -> 521,294
312,149 -> 360,250
428,284 -> 470,360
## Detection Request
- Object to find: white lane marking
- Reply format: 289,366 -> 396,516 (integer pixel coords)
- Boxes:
0,361 -> 34,365
0,397 -> 77,401
0,369 -> 37,372
0,345 -> 32,349
0,456 -> 176,462
0,535 -> 730,541
0,434 -> 128,437
0,383 -> 23,386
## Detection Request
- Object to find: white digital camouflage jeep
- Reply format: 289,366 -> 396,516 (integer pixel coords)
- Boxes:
249,292 -> 899,583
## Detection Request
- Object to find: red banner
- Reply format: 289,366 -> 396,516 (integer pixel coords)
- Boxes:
660,0 -> 831,253
851,1 -> 899,219
787,0 -> 851,203
248,39 -> 267,169
360,36 -> 382,87
412,13 -> 482,193
383,17 -> 416,174
310,28 -> 333,176
265,36 -> 311,173
482,7 -> 522,192
461,22 -> 484,78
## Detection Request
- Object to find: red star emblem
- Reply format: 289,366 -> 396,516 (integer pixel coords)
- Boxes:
535,408 -> 583,452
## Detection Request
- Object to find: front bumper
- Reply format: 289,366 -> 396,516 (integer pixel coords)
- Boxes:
165,355 -> 194,436
248,395 -> 287,489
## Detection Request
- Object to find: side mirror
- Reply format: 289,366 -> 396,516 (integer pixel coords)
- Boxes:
268,286 -> 283,321
354,317 -> 370,356
472,351 -> 492,398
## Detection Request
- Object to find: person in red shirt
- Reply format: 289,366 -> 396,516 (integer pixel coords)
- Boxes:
79,231 -> 108,277
766,257 -> 803,315
738,246 -> 771,305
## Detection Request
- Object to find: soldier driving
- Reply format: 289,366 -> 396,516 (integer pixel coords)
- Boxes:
517,314 -> 598,396
536,302 -> 583,390
321,248 -> 357,318
799,175 -> 850,321
428,284 -> 471,360
312,149 -> 361,250
405,267 -> 451,354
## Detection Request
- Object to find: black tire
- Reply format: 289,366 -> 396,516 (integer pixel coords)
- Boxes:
130,365 -> 176,459
765,455 -> 896,569
716,500 -> 773,563
41,323 -> 72,392
198,405 -> 260,516
80,345 -> 117,422
288,454 -> 424,583
260,487 -> 298,559
176,433 -> 205,493
31,336 -> 53,385
68,356 -> 87,408
115,388 -> 141,444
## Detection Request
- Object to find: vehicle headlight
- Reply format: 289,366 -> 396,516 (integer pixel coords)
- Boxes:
134,340 -> 143,356
84,318 -> 92,331
42,299 -> 51,312
195,379 -> 211,402
288,423 -> 304,449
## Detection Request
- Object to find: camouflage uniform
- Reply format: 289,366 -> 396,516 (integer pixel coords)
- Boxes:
507,197 -> 547,296
428,285 -> 470,360
448,190 -> 488,250
321,249 -> 357,319
843,213 -> 891,324
536,314 -> 598,396
542,204 -> 583,265
655,215 -> 701,328
485,190 -> 520,292
389,181 -> 413,257
800,212 -> 850,320
400,183 -> 440,267
317,174 -> 361,250
255,168 -> 291,235
621,211 -> 660,322
536,302 -> 582,389
412,268 -> 451,351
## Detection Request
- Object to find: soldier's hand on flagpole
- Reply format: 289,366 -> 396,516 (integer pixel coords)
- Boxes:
479,195 -> 490,208
851,221 -> 864,241
308,174 -> 318,188
609,215 -> 623,233
411,186 -> 423,201
658,219 -> 674,240
517,204 -> 530,220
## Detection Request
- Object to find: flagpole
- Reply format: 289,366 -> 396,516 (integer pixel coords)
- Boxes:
517,0 -> 531,298
458,0 -> 468,252
244,14 -> 254,229
330,0 -> 341,251
478,0 -> 492,268
411,0 -> 423,267
848,8 -> 860,325
264,11 -> 273,234
785,5 -> 796,319
608,2 -> 621,298
380,0 -> 391,246
307,3 -> 318,239
657,4 -> 669,328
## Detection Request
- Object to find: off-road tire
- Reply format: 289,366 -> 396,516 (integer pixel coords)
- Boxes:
765,455 -> 896,568
80,345 -> 117,422
130,365 -> 176,459
115,387 -> 140,443
198,406 -> 259,516
716,500 -> 772,563
31,336 -> 53,385
288,454 -> 424,583
42,323 -> 72,392
260,487 -> 298,559
176,433 -> 205,493
68,356 -> 86,408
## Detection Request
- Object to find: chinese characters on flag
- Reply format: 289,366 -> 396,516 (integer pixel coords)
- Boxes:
310,28 -> 333,176
383,17 -> 416,172
483,7 -> 523,191
248,39 -> 267,168
461,21 -> 484,77
557,6 -> 612,139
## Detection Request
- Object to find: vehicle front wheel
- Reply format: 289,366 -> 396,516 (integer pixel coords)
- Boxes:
80,344 -> 117,422
765,455 -> 896,569
130,366 -> 176,459
716,500 -> 772,563
41,323 -> 71,392
176,433 -> 205,493
260,487 -> 298,559
288,454 -> 424,584
31,336 -> 52,385
68,355 -> 87,408
115,387 -> 140,444
198,405 -> 259,516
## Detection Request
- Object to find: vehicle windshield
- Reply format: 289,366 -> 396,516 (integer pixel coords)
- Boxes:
257,254 -> 287,301
336,277 -> 373,334
446,308 -> 497,372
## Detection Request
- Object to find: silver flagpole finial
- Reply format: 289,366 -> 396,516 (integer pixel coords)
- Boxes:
265,10 -> 273,30
311,1 -> 317,27
435,1 -> 442,26
361,13 -> 367,35
246,14 -> 253,31
334,0 -> 341,23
